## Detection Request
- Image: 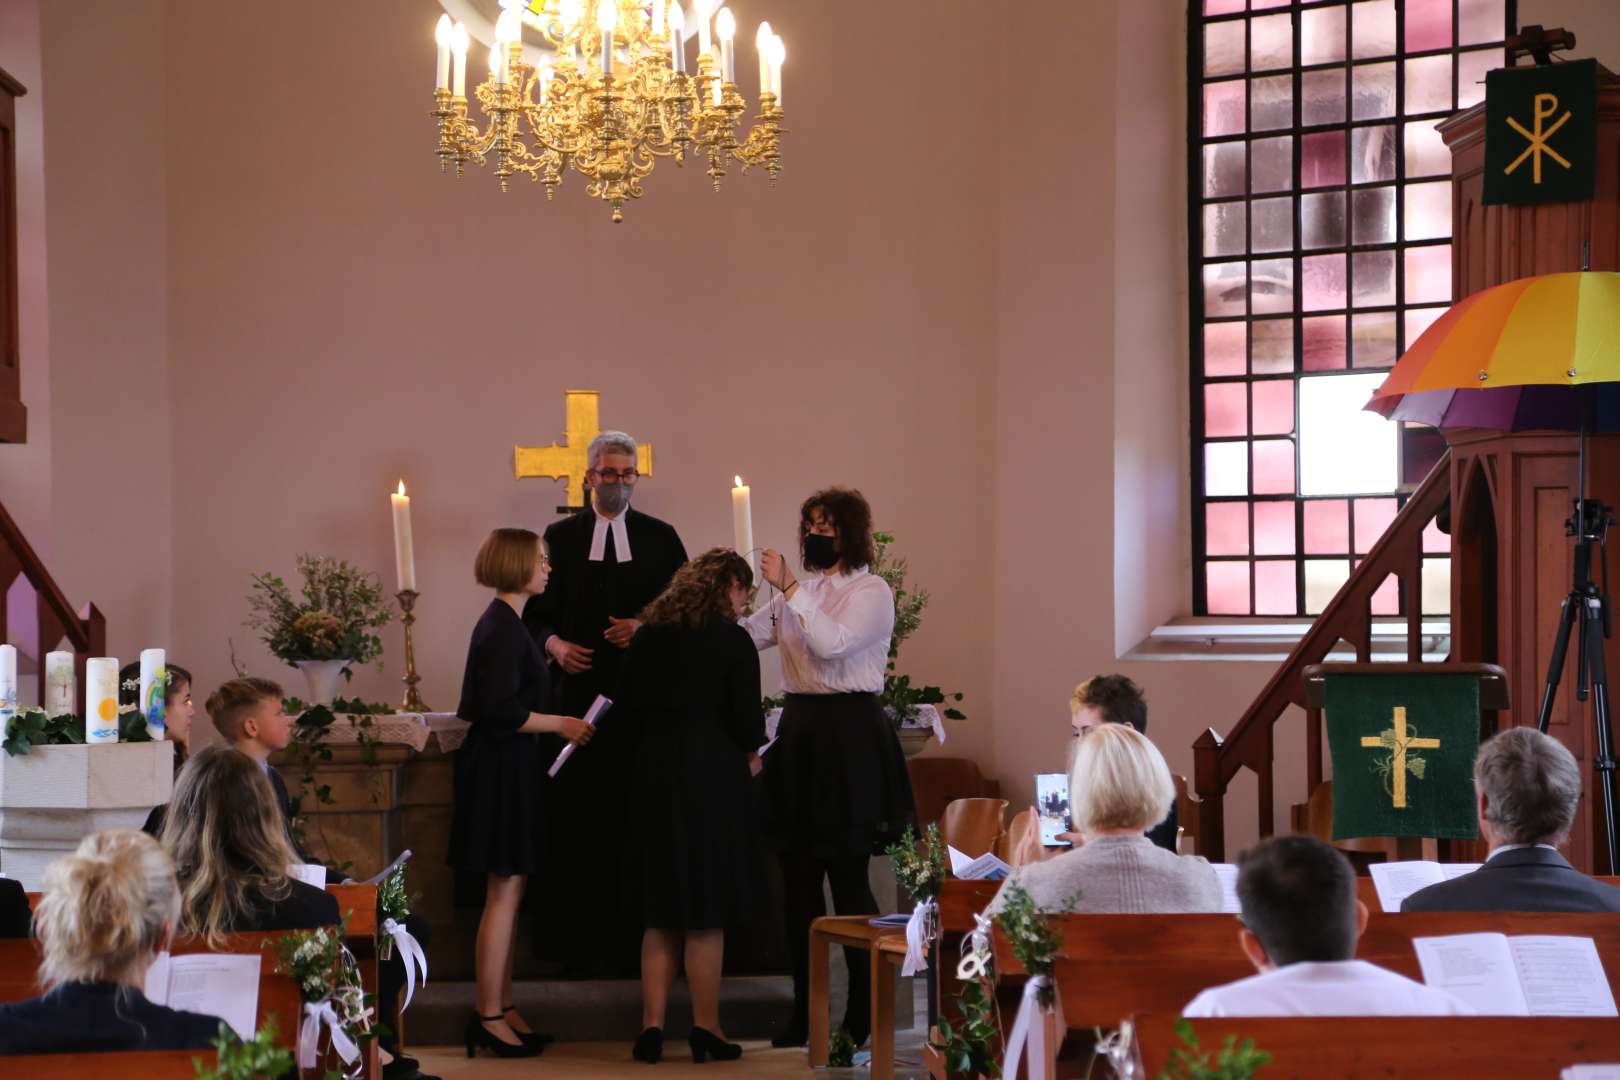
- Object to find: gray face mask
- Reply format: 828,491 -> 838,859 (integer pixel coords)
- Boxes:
593,483 -> 631,515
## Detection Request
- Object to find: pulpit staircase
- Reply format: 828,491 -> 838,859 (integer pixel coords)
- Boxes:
0,498 -> 104,716
1191,453 -> 1453,862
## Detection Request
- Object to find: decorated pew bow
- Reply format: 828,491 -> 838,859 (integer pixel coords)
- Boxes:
381,916 -> 429,1009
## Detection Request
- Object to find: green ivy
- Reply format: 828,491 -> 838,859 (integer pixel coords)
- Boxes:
279,698 -> 390,878
872,531 -> 968,727
885,823 -> 947,903
1159,1018 -> 1272,1080
4,706 -> 153,756
193,1018 -> 294,1079
930,978 -> 1001,1078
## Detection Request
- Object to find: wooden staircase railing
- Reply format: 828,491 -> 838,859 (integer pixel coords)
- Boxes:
1191,450 -> 1453,861
0,498 -> 105,716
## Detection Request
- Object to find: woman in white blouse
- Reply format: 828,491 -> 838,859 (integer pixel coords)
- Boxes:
745,487 -> 916,1050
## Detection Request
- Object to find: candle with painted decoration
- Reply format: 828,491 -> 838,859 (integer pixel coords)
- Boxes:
44,651 -> 75,718
731,476 -> 754,575
0,645 -> 15,722
435,14 -> 452,90
139,649 -> 166,739
85,658 -> 119,744
392,480 -> 418,592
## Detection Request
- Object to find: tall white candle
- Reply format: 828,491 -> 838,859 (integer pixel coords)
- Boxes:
392,480 -> 418,592
0,644 -> 15,722
139,649 -> 166,739
44,651 -> 75,718
85,657 -> 119,744
731,476 -> 755,578
597,0 -> 617,76
452,23 -> 469,96
668,1 -> 685,72
696,0 -> 712,56
651,0 -> 665,38
755,21 -> 773,98
715,7 -> 735,82
435,14 -> 452,90
770,35 -> 784,106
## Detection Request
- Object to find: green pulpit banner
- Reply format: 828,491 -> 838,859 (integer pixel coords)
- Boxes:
1325,674 -> 1480,841
1484,58 -> 1598,206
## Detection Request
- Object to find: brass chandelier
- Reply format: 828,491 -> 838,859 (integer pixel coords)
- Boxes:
430,0 -> 786,222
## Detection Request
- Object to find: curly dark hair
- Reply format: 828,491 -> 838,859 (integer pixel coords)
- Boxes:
1072,674 -> 1148,734
799,488 -> 876,571
640,549 -> 754,630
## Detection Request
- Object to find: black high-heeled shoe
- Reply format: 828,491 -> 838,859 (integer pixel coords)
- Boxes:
689,1026 -> 743,1063
502,1004 -> 554,1052
464,1012 -> 539,1059
632,1026 -> 663,1064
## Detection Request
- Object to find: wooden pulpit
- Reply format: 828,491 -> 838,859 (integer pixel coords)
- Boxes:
1439,64 -> 1620,873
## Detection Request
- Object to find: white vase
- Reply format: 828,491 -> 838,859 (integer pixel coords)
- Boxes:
293,659 -> 352,706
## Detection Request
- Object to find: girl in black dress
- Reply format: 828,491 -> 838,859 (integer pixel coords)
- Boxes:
620,549 -> 762,1065
450,528 -> 594,1059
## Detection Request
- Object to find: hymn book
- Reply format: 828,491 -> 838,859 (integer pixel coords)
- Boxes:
1368,859 -> 1483,911
1210,864 -> 1242,913
1413,933 -> 1618,1017
144,952 -> 261,1038
947,845 -> 1011,881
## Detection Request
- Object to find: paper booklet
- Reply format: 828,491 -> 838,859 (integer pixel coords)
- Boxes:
546,695 -> 613,778
360,848 -> 412,887
1210,864 -> 1242,914
1413,933 -> 1619,1017
145,951 -> 261,1039
286,864 -> 326,889
1564,1068 -> 1620,1080
948,844 -> 1011,881
1368,860 -> 1483,912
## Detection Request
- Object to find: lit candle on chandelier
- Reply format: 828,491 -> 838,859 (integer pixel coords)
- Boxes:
435,14 -> 452,91
495,9 -> 520,84
709,48 -> 722,105
668,1 -> 685,72
714,6 -> 736,84
769,34 -> 785,107
696,0 -> 712,56
452,22 -> 470,97
597,0 -> 617,76
755,21 -> 772,98
651,0 -> 665,38
560,0 -> 582,62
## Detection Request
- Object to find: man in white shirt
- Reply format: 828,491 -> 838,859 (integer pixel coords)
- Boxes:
1183,835 -> 1472,1017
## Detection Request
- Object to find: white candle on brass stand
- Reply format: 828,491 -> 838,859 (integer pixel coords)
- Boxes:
732,476 -> 755,578
44,651 -> 75,718
85,658 -> 119,744
391,480 -> 417,593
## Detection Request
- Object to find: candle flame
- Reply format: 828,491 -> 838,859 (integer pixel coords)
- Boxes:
397,479 -> 407,496
734,475 -> 744,488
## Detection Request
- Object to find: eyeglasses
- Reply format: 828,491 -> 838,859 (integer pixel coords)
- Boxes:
589,468 -> 639,484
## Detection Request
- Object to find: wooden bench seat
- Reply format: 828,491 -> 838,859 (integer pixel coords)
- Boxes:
0,1050 -> 219,1077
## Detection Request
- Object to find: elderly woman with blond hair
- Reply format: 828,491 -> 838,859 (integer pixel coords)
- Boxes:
987,723 -> 1221,915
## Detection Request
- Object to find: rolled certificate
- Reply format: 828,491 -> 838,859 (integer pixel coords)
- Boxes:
86,657 -> 120,743
139,649 -> 167,739
547,695 -> 612,778
44,651 -> 76,718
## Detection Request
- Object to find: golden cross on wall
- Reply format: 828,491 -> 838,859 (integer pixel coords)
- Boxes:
514,390 -> 654,509
1361,706 -> 1441,809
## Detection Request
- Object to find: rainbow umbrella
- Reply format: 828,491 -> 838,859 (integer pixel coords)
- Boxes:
1367,271 -> 1620,431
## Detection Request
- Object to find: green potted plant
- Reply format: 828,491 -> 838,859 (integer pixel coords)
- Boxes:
246,555 -> 392,705
872,532 -> 966,756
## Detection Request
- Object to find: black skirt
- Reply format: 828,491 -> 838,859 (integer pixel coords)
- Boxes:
448,726 -> 549,877
763,692 -> 917,859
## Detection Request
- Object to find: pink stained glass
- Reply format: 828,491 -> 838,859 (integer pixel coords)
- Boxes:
1253,380 -> 1295,436
1205,19 -> 1246,77
1302,68 -> 1348,126
1423,517 -> 1449,554
1302,191 -> 1347,249
1252,318 -> 1295,374
1251,137 -> 1293,193
1301,131 -> 1347,187
1252,439 -> 1296,495
1204,80 -> 1247,137
1205,0 -> 1245,14
1250,197 -> 1294,253
1351,186 -> 1396,245
1352,312 -> 1398,368
1205,383 -> 1248,437
1255,560 -> 1298,614
1205,201 -> 1248,257
1207,561 -> 1253,615
1304,559 -> 1351,614
1205,142 -> 1247,197
1304,499 -> 1350,553
1458,48 -> 1495,109
1205,322 -> 1247,377
1404,0 -> 1453,53
1354,497 -> 1398,553
1404,306 -> 1447,350
1254,500 -> 1296,555
1403,120 -> 1450,177
1369,569 -> 1400,616
1352,0 -> 1396,59
1351,125 -> 1397,183
1251,74 -> 1294,132
1404,244 -> 1452,305
1251,258 -> 1295,315
1251,0 -> 1288,8
1301,6 -> 1347,65
1302,254 -> 1347,312
1303,316 -> 1348,371
1404,181 -> 1452,242
1458,0 -> 1506,46
1404,55 -> 1454,115
1352,62 -> 1397,120
1251,14 -> 1294,71
1204,261 -> 1249,317
1206,502 -> 1251,557
1352,250 -> 1397,308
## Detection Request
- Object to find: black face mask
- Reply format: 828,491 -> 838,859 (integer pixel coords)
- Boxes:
803,533 -> 839,571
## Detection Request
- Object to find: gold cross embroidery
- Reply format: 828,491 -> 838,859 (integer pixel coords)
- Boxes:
1361,707 -> 1441,809
1504,92 -> 1574,185
514,390 -> 654,509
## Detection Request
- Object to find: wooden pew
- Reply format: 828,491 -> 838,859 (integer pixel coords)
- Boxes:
1136,1014 -> 1620,1079
0,1051 -> 219,1077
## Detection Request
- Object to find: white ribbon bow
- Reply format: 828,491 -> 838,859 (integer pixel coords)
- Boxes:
382,917 -> 429,1011
298,998 -> 361,1069
1001,975 -> 1064,1080
901,896 -> 938,977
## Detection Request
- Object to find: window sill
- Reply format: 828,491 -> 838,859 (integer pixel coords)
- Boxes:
1122,616 -> 1452,663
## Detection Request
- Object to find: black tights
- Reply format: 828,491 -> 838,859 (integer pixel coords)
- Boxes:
780,850 -> 876,1030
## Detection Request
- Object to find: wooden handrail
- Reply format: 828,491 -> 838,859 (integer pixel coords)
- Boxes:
1192,451 -> 1453,861
0,497 -> 106,716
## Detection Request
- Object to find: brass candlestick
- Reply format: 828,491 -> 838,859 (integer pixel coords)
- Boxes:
397,589 -> 429,713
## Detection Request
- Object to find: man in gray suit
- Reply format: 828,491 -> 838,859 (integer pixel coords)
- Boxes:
1404,726 -> 1620,913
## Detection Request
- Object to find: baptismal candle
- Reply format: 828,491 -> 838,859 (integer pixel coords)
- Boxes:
732,476 -> 754,575
392,480 -> 418,592
86,657 -> 119,744
0,644 -> 14,712
44,651 -> 76,718
140,649 -> 166,739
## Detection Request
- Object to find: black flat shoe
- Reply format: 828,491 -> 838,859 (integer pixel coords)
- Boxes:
689,1026 -> 742,1063
769,1021 -> 808,1048
632,1026 -> 663,1064
502,1004 -> 554,1052
464,1012 -> 539,1059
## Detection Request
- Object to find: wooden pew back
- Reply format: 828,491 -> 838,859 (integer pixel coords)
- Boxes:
0,1050 -> 218,1078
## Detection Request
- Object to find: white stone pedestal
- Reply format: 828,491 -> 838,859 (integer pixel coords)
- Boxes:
0,741 -> 175,889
